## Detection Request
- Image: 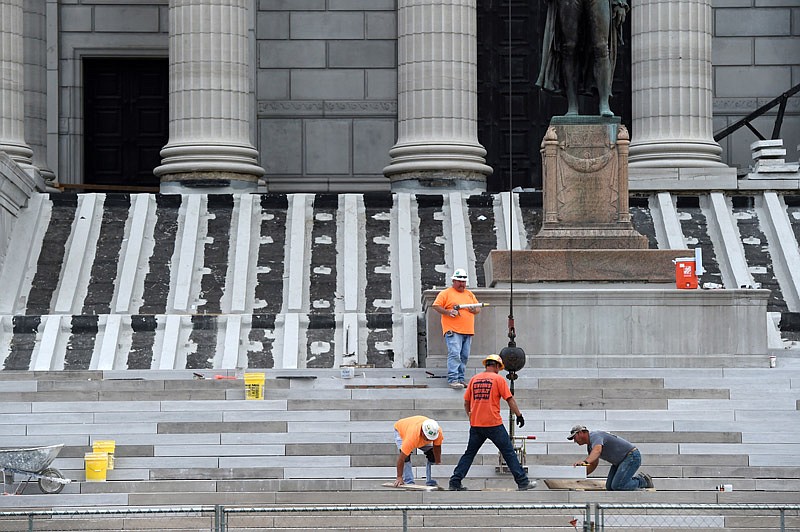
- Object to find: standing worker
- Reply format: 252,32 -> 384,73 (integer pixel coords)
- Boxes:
432,268 -> 482,389
568,425 -> 654,490
449,354 -> 536,491
393,416 -> 443,487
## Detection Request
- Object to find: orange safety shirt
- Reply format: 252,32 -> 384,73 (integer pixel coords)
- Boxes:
394,415 -> 444,456
432,286 -> 479,335
463,371 -> 511,427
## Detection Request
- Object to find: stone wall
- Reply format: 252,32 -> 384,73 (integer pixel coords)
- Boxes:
712,0 -> 800,173
255,0 -> 396,192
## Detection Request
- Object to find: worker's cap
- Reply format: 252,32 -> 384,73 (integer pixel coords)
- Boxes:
567,425 -> 588,440
451,268 -> 468,282
421,418 -> 440,440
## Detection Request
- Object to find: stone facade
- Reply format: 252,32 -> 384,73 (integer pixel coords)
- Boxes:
1,0 -> 798,191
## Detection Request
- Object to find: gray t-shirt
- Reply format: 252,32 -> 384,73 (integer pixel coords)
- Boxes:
588,431 -> 635,465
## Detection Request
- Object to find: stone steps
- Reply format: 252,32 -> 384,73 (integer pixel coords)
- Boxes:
0,368 -> 798,510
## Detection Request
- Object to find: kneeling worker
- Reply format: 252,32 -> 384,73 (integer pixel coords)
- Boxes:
568,425 -> 654,490
393,416 -> 443,487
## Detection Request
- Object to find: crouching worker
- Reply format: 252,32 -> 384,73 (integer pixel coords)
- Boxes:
393,416 -> 443,487
568,424 -> 653,491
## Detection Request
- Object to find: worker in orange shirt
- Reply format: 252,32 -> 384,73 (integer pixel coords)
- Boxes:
432,268 -> 481,389
448,354 -> 536,491
393,416 -> 443,487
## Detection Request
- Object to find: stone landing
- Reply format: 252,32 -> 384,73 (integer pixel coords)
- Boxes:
424,288 -> 770,366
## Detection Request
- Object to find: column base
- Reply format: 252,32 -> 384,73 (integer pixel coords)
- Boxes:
159,172 -> 259,194
389,170 -> 487,192
629,140 -> 727,168
383,141 -> 492,191
154,142 -> 265,189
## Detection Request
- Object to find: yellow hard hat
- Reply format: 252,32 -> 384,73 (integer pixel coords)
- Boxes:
482,354 -> 504,371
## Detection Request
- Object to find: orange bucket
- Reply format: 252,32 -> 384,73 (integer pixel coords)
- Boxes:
674,257 -> 698,289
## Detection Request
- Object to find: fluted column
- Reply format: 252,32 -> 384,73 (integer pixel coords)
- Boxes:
155,0 -> 264,191
0,0 -> 34,169
384,0 -> 491,191
24,0 -> 55,183
628,0 -> 726,168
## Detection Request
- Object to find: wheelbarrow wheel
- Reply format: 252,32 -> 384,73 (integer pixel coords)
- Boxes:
38,468 -> 65,494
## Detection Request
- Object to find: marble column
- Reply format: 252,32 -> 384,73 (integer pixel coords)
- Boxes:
628,0 -> 727,168
155,0 -> 264,191
24,0 -> 56,183
0,0 -> 34,169
383,0 -> 492,191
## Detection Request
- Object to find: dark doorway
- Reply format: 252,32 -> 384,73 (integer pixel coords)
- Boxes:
83,58 -> 168,188
477,0 -> 632,191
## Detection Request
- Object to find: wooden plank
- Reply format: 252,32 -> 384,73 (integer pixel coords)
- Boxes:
381,482 -> 443,491
544,479 -> 607,491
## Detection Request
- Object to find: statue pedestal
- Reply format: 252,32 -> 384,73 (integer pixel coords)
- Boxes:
485,117 -> 690,284
534,116 -> 648,250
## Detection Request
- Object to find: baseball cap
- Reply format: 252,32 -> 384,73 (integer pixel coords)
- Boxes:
567,425 -> 588,440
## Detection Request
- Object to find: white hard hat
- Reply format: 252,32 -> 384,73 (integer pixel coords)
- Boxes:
421,418 -> 440,440
451,268 -> 468,282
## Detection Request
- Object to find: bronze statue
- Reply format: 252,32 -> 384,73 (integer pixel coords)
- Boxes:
536,0 -> 629,117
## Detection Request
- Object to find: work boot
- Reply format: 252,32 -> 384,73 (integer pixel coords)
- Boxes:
639,472 -> 654,489
517,480 -> 537,491
448,483 -> 467,491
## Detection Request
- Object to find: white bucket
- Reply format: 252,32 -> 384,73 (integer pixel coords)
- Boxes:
340,367 -> 354,379
769,355 -> 777,368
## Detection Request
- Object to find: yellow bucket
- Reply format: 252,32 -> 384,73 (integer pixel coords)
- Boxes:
85,452 -> 108,482
92,440 -> 116,470
244,372 -> 265,400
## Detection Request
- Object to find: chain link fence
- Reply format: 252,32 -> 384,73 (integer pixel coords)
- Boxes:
2,503 -> 798,531
596,503 -> 800,531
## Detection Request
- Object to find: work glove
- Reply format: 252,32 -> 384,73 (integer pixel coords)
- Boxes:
424,449 -> 436,463
516,414 -> 525,428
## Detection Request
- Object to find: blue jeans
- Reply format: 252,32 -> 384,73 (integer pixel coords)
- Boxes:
606,449 -> 645,491
445,331 -> 472,384
394,430 -> 433,485
450,424 -> 529,488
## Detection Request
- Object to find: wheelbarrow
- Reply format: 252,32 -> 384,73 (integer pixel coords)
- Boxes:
1,444 -> 71,494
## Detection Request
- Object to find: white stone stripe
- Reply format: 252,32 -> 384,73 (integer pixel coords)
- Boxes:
342,194 -> 359,312
400,313 -> 418,369
281,313 -> 300,369
230,194 -> 253,313
500,191 -> 522,251
0,193 -> 47,314
448,192 -> 470,274
172,194 -> 201,312
707,192 -> 753,289
94,314 -> 121,370
655,192 -> 686,249
396,193 -> 416,312
221,314 -> 242,369
158,315 -> 181,370
286,194 -> 309,311
54,194 -> 99,313
115,194 -> 151,314
759,192 -> 800,310
32,315 -> 60,370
